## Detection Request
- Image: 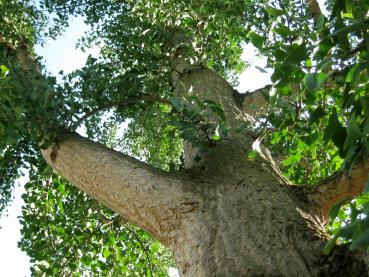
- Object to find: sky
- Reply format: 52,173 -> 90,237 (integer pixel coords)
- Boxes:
0,17 -> 99,277
0,16 -> 271,277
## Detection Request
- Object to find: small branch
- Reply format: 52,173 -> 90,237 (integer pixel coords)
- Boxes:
70,95 -> 170,130
305,0 -> 323,23
58,229 -> 95,277
304,157 -> 369,223
125,224 -> 155,276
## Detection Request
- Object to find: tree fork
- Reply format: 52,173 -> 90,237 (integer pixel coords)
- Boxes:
4,23 -> 369,276
42,132 -> 200,245
42,130 -> 369,276
42,66 -> 369,276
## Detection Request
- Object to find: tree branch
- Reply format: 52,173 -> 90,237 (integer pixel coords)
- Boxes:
124,224 -> 154,276
306,0 -> 323,23
0,35 -> 39,72
42,132 -> 200,244
70,95 -> 170,130
304,157 -> 369,223
234,85 -> 271,118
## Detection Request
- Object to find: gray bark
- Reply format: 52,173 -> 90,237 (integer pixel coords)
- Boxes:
43,68 -> 369,276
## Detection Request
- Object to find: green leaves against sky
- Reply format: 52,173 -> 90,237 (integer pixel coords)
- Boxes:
1,0 -> 369,275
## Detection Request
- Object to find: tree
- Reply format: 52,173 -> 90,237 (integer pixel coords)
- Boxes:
1,0 -> 369,275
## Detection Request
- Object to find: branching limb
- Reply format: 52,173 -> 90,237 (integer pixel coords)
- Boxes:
303,157 -> 369,223
42,132 -> 200,244
70,95 -> 170,130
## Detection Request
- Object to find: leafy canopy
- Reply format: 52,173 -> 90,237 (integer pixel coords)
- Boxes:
1,0 -> 369,275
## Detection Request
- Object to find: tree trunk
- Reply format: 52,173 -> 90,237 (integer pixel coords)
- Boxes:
42,68 -> 369,276
2,16 -> 367,276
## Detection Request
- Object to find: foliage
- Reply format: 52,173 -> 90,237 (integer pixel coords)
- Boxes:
19,162 -> 174,276
246,0 -> 369,251
1,0 -> 369,275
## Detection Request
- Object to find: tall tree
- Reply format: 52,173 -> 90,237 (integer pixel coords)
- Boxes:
1,0 -> 369,275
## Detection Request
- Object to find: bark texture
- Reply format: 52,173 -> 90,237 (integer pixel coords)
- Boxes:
305,157 -> 369,223
42,134 -> 199,244
4,19 -> 368,277
43,66 -> 369,276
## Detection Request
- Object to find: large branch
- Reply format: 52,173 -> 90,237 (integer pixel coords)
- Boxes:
1,34 -> 201,245
42,132 -> 200,244
305,157 -> 369,222
236,85 -> 271,118
0,35 -> 38,72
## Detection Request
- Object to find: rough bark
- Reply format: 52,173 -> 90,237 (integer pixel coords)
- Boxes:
43,68 -> 369,276
305,157 -> 369,223
42,133 -> 199,244
43,128 -> 369,276
3,16 -> 368,277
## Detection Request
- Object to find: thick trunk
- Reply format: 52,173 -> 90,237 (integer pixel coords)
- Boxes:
172,178 -> 368,276
42,67 -> 369,276
3,21 -> 367,277
43,132 -> 369,276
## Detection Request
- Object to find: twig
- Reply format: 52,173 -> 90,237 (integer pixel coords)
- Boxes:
125,225 -> 155,277
70,95 -> 170,130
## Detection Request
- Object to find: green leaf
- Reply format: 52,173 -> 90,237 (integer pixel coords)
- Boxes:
297,140 -> 309,152
273,27 -> 291,39
247,150 -> 258,160
315,15 -> 326,31
81,256 -> 92,266
284,44 -> 308,64
211,134 -> 220,141
323,236 -> 338,255
343,115 -> 362,150
342,13 -> 353,19
304,72 -> 327,92
305,59 -> 312,68
56,182 -> 66,195
329,198 -> 350,220
309,106 -> 327,124
0,65 -> 9,72
248,31 -> 264,48
282,153 -> 301,167
345,63 -> 366,83
58,200 -> 64,213
324,111 -> 346,155
350,228 -> 369,249
265,8 -> 284,17
103,248 -> 111,258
